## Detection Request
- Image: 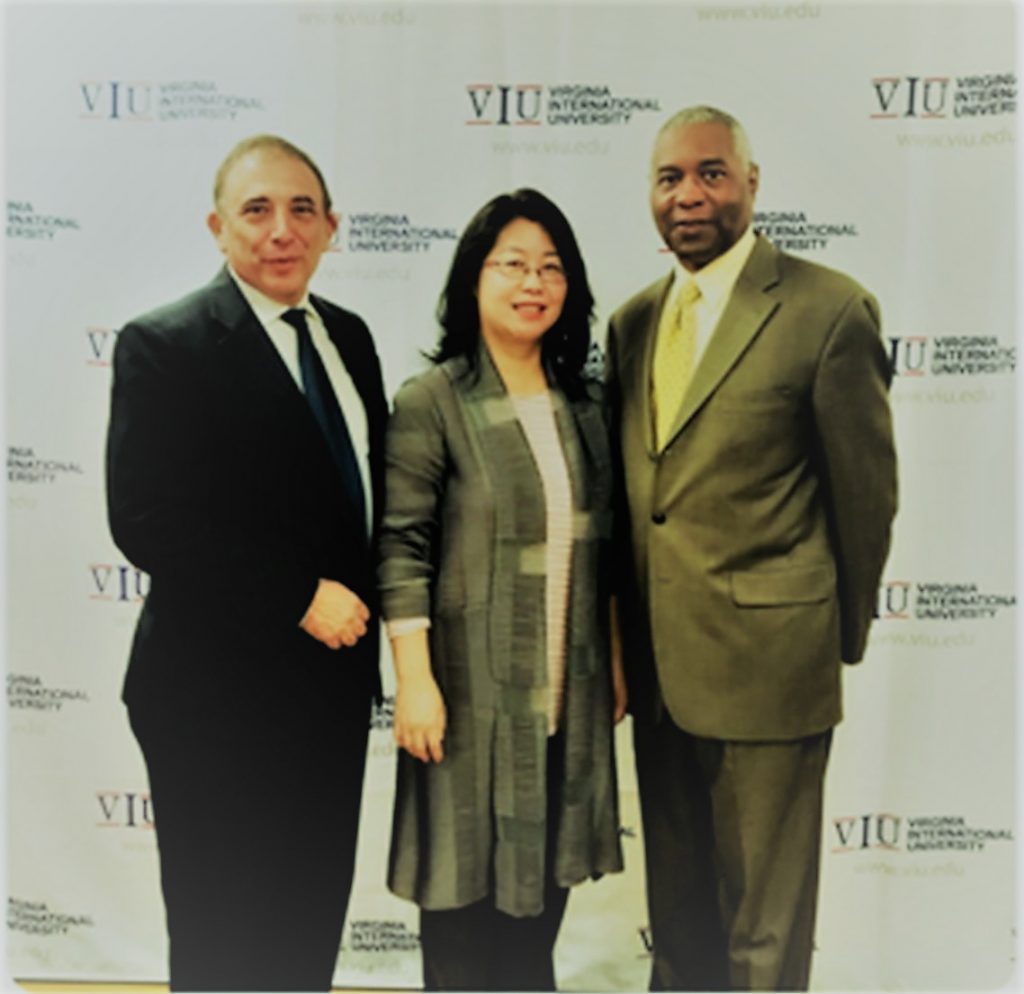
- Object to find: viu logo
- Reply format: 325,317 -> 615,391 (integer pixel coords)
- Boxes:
466,84 -> 543,126
871,76 -> 950,119
638,925 -> 654,955
80,81 -> 153,121
89,563 -> 149,602
876,580 -> 912,620
86,327 -> 118,367
832,813 -> 902,853
888,336 -> 928,377
97,791 -> 154,829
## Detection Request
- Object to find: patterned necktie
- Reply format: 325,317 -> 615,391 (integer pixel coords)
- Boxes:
281,308 -> 367,537
652,278 -> 701,451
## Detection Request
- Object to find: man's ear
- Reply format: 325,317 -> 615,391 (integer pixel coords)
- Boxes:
207,210 -> 224,248
748,163 -> 760,197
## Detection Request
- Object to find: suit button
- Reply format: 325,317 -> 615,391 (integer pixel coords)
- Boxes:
651,512 -> 666,525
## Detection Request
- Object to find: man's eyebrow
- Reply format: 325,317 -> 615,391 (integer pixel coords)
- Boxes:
240,195 -> 270,207
291,195 -> 317,205
698,157 -> 728,168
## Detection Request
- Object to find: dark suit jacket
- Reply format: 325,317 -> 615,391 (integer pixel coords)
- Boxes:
106,269 -> 387,720
607,235 -> 897,741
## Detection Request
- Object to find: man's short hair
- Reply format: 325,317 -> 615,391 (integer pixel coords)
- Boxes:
213,134 -> 333,214
656,106 -> 755,169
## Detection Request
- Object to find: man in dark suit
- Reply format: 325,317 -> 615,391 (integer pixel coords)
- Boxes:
607,106 -> 897,990
106,135 -> 387,992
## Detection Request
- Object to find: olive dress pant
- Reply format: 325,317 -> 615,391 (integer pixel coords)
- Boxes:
634,714 -> 832,992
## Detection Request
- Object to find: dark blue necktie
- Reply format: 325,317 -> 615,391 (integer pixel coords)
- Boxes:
282,308 -> 367,538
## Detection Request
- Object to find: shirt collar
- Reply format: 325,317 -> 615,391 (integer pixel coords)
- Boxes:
672,224 -> 757,307
226,265 -> 314,325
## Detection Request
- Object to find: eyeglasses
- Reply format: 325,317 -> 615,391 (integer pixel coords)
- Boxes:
484,258 -> 567,286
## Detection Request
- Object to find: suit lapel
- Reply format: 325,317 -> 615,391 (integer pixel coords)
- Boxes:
207,269 -> 304,408
664,236 -> 782,444
206,271 -> 356,506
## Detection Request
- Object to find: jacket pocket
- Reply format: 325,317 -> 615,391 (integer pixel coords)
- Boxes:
730,564 -> 835,606
713,385 -> 797,414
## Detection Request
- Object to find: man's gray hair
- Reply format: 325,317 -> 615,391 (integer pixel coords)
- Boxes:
212,134 -> 333,214
656,106 -> 755,168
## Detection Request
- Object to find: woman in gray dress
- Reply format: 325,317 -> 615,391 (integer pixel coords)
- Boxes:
378,188 -> 626,991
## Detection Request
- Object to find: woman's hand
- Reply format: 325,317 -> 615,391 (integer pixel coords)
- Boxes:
389,627 -> 447,762
395,671 -> 447,763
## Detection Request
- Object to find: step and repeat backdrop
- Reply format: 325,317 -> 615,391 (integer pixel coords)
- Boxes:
4,1 -> 1018,990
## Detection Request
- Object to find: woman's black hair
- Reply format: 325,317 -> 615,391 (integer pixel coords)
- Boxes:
431,188 -> 596,397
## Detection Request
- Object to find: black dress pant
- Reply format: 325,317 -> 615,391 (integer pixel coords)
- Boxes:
130,690 -> 370,992
634,714 -> 832,992
419,732 -> 569,992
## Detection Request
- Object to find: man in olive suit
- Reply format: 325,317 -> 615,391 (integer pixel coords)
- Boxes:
607,106 -> 897,990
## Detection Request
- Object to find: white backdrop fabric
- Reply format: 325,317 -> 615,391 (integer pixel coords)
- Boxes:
3,1 -> 1018,991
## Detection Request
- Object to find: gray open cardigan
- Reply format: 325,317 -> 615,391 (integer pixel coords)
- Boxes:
379,345 -> 623,917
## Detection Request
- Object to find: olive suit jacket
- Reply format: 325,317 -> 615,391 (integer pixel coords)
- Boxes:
607,235 -> 897,741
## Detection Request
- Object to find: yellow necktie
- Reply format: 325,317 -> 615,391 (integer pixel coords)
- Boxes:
653,278 -> 701,450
